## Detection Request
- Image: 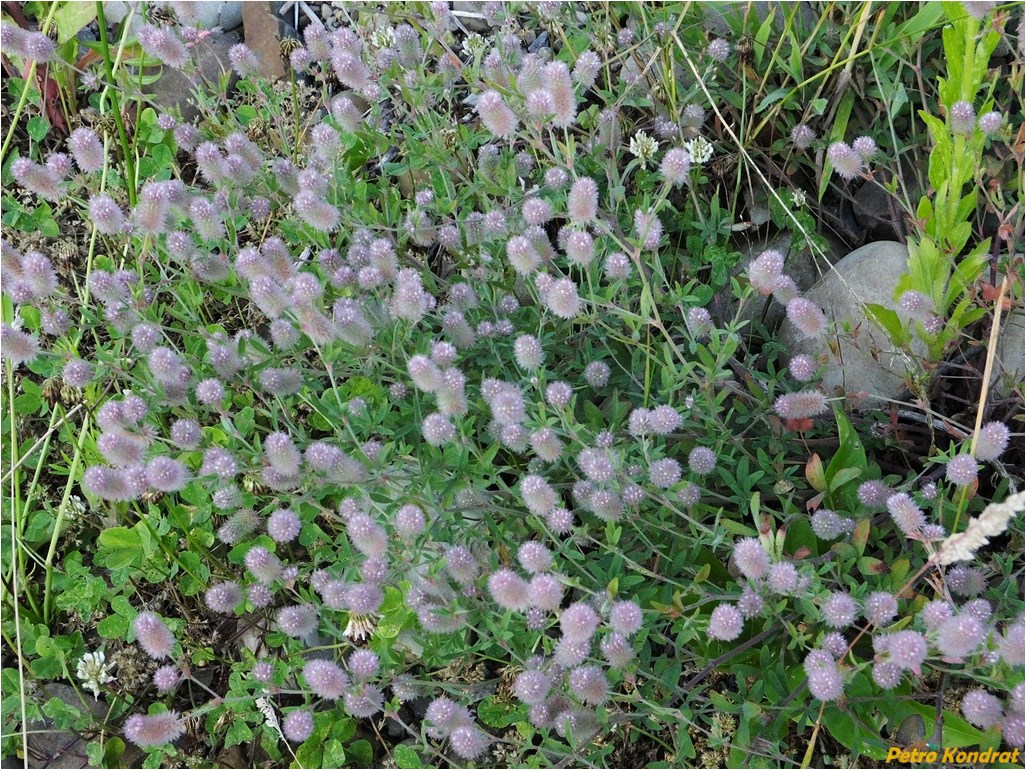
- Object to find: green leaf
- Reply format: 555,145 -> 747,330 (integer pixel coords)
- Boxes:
393,744 -> 423,769
322,738 -> 346,767
478,695 -> 527,728
97,614 -> 130,639
97,527 -> 141,551
97,527 -> 144,570
54,1 -> 97,43
864,304 -> 908,347
345,739 -> 372,767
224,718 -> 253,748
27,115 -> 50,142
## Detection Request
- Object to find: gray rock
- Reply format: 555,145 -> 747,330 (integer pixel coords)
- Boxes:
103,1 -> 243,31
779,240 -> 927,403
994,307 -> 1025,397
144,29 -> 242,122
852,158 -> 922,242
451,1 -> 493,33
190,1 -> 244,32
22,683 -> 141,769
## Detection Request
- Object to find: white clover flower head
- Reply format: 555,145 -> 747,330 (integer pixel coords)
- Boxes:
77,649 -> 115,698
628,131 -> 659,166
791,189 -> 807,208
683,136 -> 714,165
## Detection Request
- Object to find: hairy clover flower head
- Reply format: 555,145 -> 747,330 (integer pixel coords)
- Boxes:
707,604 -> 744,641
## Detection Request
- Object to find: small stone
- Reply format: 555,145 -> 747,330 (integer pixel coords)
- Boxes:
779,241 -> 927,403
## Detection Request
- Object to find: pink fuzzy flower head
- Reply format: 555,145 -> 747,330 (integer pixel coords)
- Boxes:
791,124 -> 816,150
153,665 -> 180,693
422,413 -> 455,446
295,191 -> 339,232
267,508 -> 302,542
820,636 -> 845,661
634,209 -> 663,250
886,493 -> 925,537
88,193 -> 127,234
425,696 -> 472,740
733,537 -> 770,580
786,297 -> 828,339
11,158 -> 63,201
68,128 -> 105,173
477,90 -> 518,139
228,43 -> 260,77
827,141 -> 863,180
962,690 -> 1003,729
303,659 -> 349,700
489,568 -> 530,611
609,600 -> 643,636
567,177 -> 599,224
133,611 -> 175,660
584,361 -> 610,388
810,509 -> 853,540
517,541 -> 553,574
975,421 -> 1010,461
545,61 -> 577,128
514,335 -> 545,370
528,572 -> 563,611
707,603 -> 744,641
883,629 -> 927,674
788,354 -> 817,382
804,653 -> 844,701
864,592 -> 898,625
857,479 -> 890,508
707,38 -> 731,61
123,712 -> 184,748
948,100 -> 976,135
935,614 -> 986,658
514,669 -> 552,706
821,592 -> 858,628
283,710 -> 314,742
945,454 -> 978,487
603,253 -> 627,281
774,391 -> 829,420
204,581 -> 242,614
245,546 -> 283,585
688,446 -> 717,476
767,562 -> 798,594
851,136 -> 877,161
748,249 -> 785,295
978,111 -> 1002,135
601,632 -> 636,668
561,602 -> 601,641
395,504 -> 425,539
137,24 -> 189,68
660,147 -> 691,185
450,725 -> 490,760
568,665 -> 609,705
545,381 -> 573,409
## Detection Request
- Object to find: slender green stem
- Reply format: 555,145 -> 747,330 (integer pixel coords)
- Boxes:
0,61 -> 38,165
42,413 -> 89,625
95,1 -> 137,206
0,2 -> 60,164
290,67 -> 301,162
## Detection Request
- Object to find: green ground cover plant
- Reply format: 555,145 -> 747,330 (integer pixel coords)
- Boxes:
0,1 -> 1023,767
